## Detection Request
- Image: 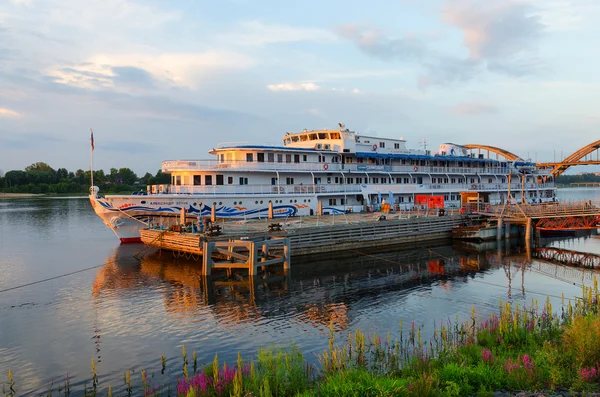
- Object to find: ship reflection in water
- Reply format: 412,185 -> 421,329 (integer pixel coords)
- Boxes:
92,241 -> 508,334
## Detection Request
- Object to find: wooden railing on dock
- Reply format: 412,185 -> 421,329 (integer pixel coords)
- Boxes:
202,237 -> 290,276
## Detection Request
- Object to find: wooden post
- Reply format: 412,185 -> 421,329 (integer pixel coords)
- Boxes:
525,218 -> 532,243
505,221 -> 511,240
497,218 -> 503,240
180,208 -> 185,224
318,200 -> 323,216
202,241 -> 212,276
211,203 -> 216,223
283,238 -> 291,271
249,241 -> 257,276
268,201 -> 273,219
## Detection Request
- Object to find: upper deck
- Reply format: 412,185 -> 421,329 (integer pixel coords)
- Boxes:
161,126 -> 552,177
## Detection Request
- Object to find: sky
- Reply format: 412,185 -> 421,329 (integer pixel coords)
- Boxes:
1,0 -> 600,175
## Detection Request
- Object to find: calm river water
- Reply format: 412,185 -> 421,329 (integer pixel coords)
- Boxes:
2,189 -> 600,395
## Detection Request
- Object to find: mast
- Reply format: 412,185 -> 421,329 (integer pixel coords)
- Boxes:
90,128 -> 95,190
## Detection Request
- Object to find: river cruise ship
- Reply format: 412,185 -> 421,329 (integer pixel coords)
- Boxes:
89,125 -> 556,242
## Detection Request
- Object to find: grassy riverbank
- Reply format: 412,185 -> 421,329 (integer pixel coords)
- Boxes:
4,282 -> 600,396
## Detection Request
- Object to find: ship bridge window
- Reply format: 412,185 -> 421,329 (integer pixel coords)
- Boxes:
286,154 -> 292,163
246,153 -> 253,162
216,175 -> 224,185
294,154 -> 300,163
205,175 -> 212,185
394,143 -> 400,149
175,176 -> 181,186
284,138 -> 291,145
277,154 -> 283,163
318,132 -> 328,139
228,176 -> 233,184
300,135 -> 308,142
268,153 -> 274,162
257,153 -> 265,162
291,136 -> 299,142
379,142 -> 385,148
193,175 -> 201,185
330,132 -> 341,139
309,133 -> 318,140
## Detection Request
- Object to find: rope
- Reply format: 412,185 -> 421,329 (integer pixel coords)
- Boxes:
134,228 -> 169,258
0,261 -> 116,294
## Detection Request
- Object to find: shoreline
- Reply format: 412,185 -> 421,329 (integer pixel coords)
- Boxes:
0,193 -> 43,198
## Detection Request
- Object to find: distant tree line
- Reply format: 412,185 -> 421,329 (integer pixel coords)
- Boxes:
0,162 -> 170,194
555,173 -> 600,186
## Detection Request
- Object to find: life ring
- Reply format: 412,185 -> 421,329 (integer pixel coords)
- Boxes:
485,205 -> 491,212
372,144 -> 377,151
471,184 -> 476,189
413,166 -> 418,172
323,163 -> 329,170
459,207 -> 466,214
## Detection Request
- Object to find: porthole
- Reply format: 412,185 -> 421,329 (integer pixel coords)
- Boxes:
290,200 -> 293,203
193,202 -> 197,206
239,201 -> 242,204
308,199 -> 311,202
268,200 -> 272,203
260,200 -> 263,204
213,202 -> 217,205
141,200 -> 146,204
294,200 -> 297,203
234,201 -> 237,205
303,199 -> 306,203
255,201 -> 258,204
219,202 -> 222,205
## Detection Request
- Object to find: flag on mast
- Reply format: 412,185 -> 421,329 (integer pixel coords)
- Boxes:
90,129 -> 95,151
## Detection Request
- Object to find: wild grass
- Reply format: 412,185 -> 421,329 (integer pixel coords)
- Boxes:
4,279 -> 600,396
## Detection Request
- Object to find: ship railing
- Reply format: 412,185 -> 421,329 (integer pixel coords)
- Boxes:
162,160 -> 518,175
149,182 -> 555,196
151,184 -> 362,195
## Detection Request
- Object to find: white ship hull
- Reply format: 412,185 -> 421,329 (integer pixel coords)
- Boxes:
89,192 -> 323,243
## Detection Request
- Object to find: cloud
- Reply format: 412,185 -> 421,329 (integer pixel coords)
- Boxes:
442,0 -> 543,60
448,102 -> 498,115
534,0 -> 600,31
336,1 -> 547,87
334,24 -> 426,61
442,0 -> 545,76
0,132 -> 64,149
111,66 -> 156,89
220,20 -> 335,46
0,107 -> 20,118
46,51 -> 255,90
267,82 -> 321,92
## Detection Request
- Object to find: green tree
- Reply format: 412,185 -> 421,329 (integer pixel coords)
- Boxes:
25,162 -> 55,173
154,170 -> 171,184
118,168 -> 138,185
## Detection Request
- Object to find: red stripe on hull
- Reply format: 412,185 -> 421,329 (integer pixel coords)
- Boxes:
120,237 -> 142,244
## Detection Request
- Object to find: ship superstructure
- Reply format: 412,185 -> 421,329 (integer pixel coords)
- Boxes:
90,125 -> 556,242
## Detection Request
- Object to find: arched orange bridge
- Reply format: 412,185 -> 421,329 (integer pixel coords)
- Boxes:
461,144 -> 522,161
536,140 -> 600,177
463,142 -> 600,178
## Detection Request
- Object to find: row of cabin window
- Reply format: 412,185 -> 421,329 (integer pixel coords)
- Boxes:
328,194 -> 468,206
237,153 -> 506,168
174,175 -> 515,186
